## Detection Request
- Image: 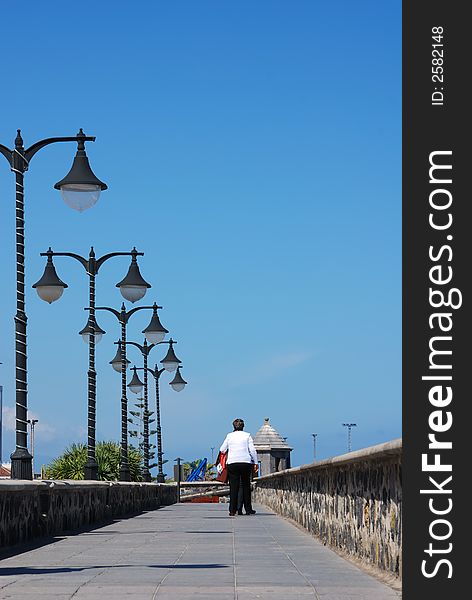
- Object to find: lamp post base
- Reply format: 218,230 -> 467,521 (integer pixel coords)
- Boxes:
156,472 -> 165,483
10,448 -> 33,480
119,466 -> 131,481
84,459 -> 99,480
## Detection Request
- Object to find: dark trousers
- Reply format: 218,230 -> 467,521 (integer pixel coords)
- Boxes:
227,462 -> 253,514
237,470 -> 254,511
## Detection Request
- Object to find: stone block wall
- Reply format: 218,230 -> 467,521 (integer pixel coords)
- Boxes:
0,480 -> 177,549
253,439 -> 402,578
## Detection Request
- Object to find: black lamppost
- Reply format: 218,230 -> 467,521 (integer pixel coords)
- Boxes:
116,307 -> 169,481
32,247 -> 150,479
27,418 -> 39,477
342,423 -> 357,453
312,433 -> 318,462
124,336 -> 185,482
102,303 -> 163,481
129,339 -> 186,483
126,341 -> 160,481
127,364 -> 152,481
0,129 -> 106,479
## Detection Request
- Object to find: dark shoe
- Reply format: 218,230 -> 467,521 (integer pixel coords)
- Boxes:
246,509 -> 256,515
237,510 -> 243,515
229,511 -> 237,516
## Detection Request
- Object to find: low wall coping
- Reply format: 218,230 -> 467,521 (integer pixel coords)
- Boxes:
0,480 -> 177,492
181,487 -> 230,501
255,438 -> 402,481
180,481 -> 226,487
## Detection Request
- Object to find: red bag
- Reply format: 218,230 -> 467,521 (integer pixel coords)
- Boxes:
215,450 -> 228,483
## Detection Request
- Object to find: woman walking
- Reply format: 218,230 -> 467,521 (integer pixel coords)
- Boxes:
219,418 -> 258,516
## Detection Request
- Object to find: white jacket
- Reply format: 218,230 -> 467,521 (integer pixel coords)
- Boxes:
219,431 -> 258,465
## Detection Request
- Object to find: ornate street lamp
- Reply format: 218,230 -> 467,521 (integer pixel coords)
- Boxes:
116,253 -> 152,303
79,318 -> 106,344
169,366 -> 187,392
126,349 -> 151,482
110,341 -> 130,373
142,305 -> 168,344
128,367 -> 144,395
160,339 -> 181,372
32,247 -> 149,479
54,130 -> 107,211
98,302 -> 162,481
31,253 -> 68,304
0,128 -> 106,479
120,329 -> 175,481
132,338 -> 185,482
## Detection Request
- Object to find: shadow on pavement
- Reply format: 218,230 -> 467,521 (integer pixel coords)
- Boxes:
151,564 -> 228,569
0,564 -> 228,576
0,518 -> 124,561
80,530 -> 158,535
203,514 -> 273,518
185,531 -> 232,534
0,537 -> 66,562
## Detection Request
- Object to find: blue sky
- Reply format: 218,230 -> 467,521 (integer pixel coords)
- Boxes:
0,1 -> 401,474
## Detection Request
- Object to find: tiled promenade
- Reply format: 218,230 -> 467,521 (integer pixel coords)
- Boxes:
0,503 -> 400,599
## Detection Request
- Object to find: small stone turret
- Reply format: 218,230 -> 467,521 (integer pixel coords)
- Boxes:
253,417 -> 292,476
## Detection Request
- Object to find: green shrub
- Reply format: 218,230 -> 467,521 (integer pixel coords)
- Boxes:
44,441 -> 143,481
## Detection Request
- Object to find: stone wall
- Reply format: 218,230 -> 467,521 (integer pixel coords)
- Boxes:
253,439 -> 402,578
0,480 -> 177,549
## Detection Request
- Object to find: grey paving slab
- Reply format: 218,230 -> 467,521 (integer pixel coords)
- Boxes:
0,502 -> 400,599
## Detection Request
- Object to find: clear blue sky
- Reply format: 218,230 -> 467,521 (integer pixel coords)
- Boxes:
0,1 -> 401,474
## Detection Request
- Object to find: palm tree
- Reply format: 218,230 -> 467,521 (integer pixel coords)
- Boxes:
44,443 -> 87,480
44,441 -> 143,481
205,462 -> 217,480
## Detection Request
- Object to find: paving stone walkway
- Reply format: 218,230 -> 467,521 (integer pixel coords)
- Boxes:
0,502 -> 400,599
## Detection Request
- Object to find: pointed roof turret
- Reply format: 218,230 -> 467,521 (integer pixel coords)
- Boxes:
253,417 -> 292,451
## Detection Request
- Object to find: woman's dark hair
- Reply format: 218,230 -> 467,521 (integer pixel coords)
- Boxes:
233,418 -> 245,431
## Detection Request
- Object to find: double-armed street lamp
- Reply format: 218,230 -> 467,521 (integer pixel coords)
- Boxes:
120,336 -> 169,481
32,247 -> 150,479
127,339 -> 186,483
99,303 -> 164,481
0,129 -> 107,479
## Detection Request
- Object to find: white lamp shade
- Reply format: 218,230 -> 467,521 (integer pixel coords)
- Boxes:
144,330 -> 166,345
81,331 -> 103,344
60,184 -> 101,212
128,368 -> 144,394
129,383 -> 143,394
160,341 -> 181,373
169,366 -> 186,392
79,318 -> 105,344
142,308 -> 168,344
109,342 -> 130,373
119,285 -> 147,303
163,360 -> 179,373
35,285 -> 64,304
111,360 -> 123,373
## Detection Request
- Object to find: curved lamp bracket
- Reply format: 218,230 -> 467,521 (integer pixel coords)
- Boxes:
0,130 -> 96,172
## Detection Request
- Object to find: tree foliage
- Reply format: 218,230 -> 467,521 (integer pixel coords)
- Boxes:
128,401 -> 157,467
44,441 -> 143,481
